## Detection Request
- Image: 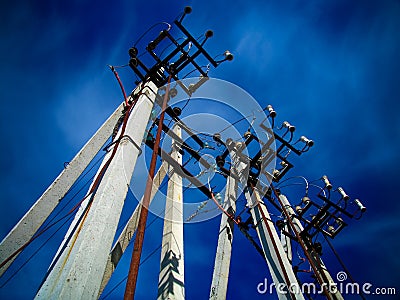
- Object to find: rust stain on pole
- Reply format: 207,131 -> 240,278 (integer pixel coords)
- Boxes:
124,77 -> 171,300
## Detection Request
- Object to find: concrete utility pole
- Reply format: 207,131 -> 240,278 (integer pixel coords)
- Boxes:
157,125 -> 185,300
209,159 -> 238,300
229,149 -> 304,300
99,161 -> 169,296
35,82 -> 158,300
244,187 -> 304,300
278,194 -> 343,300
281,221 -> 293,263
0,103 -> 125,277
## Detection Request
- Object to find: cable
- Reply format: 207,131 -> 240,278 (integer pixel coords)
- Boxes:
218,113 -> 254,134
0,213 -> 75,288
276,176 -> 309,194
158,37 -> 185,58
41,153 -> 106,230
109,65 -> 129,106
179,95 -> 192,113
181,65 -> 210,80
100,243 -> 163,300
133,22 -> 171,47
209,188 -> 238,226
68,152 -> 106,192
110,64 -> 129,69
323,235 -> 366,300
0,153 -> 105,287
278,182 -> 327,198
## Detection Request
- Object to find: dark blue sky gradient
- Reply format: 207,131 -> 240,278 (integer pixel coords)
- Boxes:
1,0 -> 400,299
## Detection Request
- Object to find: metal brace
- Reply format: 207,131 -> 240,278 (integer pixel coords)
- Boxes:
103,135 -> 142,156
120,135 -> 143,156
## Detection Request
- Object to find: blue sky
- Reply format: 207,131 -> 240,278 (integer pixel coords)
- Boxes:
1,0 -> 400,299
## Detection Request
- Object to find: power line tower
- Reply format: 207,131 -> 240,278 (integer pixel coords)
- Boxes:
0,6 -> 366,300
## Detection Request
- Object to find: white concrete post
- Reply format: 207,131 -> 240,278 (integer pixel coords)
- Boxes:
278,194 -> 343,300
209,166 -> 238,300
35,81 -> 158,300
0,103 -> 125,276
157,125 -> 185,300
98,161 -> 168,296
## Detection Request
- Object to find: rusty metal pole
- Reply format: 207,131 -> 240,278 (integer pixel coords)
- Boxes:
124,76 -> 171,300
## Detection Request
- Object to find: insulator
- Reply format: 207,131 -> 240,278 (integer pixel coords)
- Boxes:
172,107 -> 182,116
169,87 -> 178,98
328,226 -> 335,234
225,138 -> 234,150
276,220 -> 285,230
282,121 -> 296,132
300,135 -> 314,147
216,155 -> 225,168
314,242 -> 323,255
244,131 -> 252,139
129,58 -> 139,67
302,196 -> 310,204
273,169 -> 280,178
336,217 -> 344,225
147,41 -> 156,51
295,206 -> 302,214
248,176 -> 257,186
267,105 -> 277,118
184,6 -> 192,14
188,83 -> 195,94
224,50 -> 234,61
205,30 -> 214,38
128,47 -> 138,58
235,142 -> 244,151
255,159 -> 262,169
179,6 -> 193,23
279,161 -> 288,167
322,175 -> 333,190
354,199 -> 366,213
337,187 -> 350,200
215,193 -> 222,203
213,133 -> 221,142
147,30 -> 167,51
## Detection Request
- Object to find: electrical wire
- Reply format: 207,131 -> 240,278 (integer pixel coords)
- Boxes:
278,182 -> 327,198
100,204 -> 168,299
0,213 -> 75,288
133,22 -> 171,47
109,65 -> 129,106
100,243 -> 162,300
323,235 -> 366,300
218,113 -> 256,134
0,152 -> 107,287
41,153 -> 106,230
158,37 -> 185,58
67,152 -> 106,194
